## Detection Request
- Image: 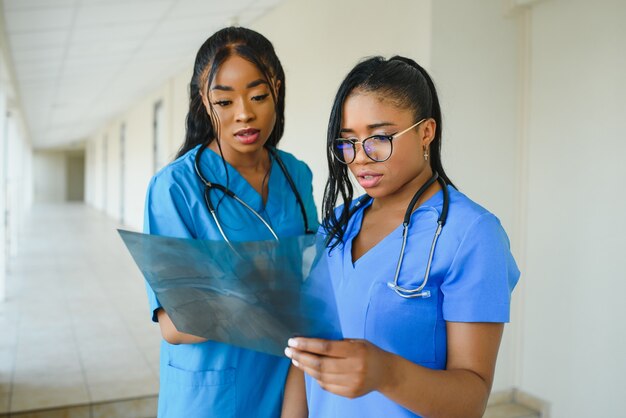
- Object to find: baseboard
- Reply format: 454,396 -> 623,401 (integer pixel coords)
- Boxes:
488,387 -> 551,417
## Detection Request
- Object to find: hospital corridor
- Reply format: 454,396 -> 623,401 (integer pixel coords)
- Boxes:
1,204 -> 161,416
1,0 -> 625,417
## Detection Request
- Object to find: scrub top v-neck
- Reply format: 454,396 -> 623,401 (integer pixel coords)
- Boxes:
306,186 -> 519,418
144,144 -> 318,418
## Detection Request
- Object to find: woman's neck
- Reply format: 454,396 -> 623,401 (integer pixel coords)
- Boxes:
371,169 -> 440,215
208,141 -> 270,175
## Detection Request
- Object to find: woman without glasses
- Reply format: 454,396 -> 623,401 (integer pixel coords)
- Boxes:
143,27 -> 318,417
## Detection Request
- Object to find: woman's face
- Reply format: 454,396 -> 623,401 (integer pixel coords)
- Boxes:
202,54 -> 278,157
339,91 -> 435,201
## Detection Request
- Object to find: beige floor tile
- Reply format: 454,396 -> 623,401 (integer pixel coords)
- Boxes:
13,367 -> 84,386
0,392 -> 9,414
11,384 -> 90,413
80,346 -> 148,374
13,346 -> 82,376
84,363 -> 155,388
4,205 -> 167,414
89,377 -> 159,403
91,397 -> 157,418
130,330 -> 162,353
75,334 -> 136,357
8,405 -> 91,418
141,343 -> 161,366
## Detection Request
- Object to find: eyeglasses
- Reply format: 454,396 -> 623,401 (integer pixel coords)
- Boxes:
332,119 -> 426,164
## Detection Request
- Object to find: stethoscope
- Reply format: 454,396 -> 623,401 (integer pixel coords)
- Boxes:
350,172 -> 449,299
194,144 -> 313,248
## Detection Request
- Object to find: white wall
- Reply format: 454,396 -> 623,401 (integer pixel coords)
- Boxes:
0,1 -> 37,300
85,79 -> 186,229
430,0 -> 522,392
0,90 -> 6,301
520,0 -> 626,416
33,150 -> 85,203
33,150 -> 67,203
4,111 -> 33,259
66,152 -> 85,201
252,0 -> 432,207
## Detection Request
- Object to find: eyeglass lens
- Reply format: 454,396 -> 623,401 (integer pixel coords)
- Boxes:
333,136 -> 392,163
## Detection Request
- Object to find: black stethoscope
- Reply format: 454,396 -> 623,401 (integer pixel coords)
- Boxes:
350,172 -> 450,298
194,144 -> 313,248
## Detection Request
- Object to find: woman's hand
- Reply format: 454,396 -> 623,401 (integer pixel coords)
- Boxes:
284,337 -> 393,399
285,323 -> 503,418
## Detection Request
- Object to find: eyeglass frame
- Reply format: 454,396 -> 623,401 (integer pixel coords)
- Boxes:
331,118 -> 426,164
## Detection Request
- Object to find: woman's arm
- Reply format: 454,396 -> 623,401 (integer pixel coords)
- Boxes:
156,308 -> 208,345
285,322 -> 503,418
281,364 -> 308,418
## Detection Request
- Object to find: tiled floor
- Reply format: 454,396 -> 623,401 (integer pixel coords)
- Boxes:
0,203 -> 540,418
0,204 -> 161,417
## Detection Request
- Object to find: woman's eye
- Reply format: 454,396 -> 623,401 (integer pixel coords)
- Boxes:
251,93 -> 270,102
213,100 -> 231,107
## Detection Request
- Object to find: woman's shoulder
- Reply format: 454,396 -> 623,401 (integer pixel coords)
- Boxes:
446,187 -> 507,240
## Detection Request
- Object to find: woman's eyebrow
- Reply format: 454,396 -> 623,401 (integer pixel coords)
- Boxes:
368,122 -> 396,129
210,79 -> 268,91
339,122 -> 396,133
211,85 -> 233,91
246,79 -> 268,88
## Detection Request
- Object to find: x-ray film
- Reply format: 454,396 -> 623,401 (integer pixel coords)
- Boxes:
118,230 -> 342,357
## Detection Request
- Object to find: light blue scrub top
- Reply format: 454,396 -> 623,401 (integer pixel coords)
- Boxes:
306,186 -> 519,418
143,144 -> 318,418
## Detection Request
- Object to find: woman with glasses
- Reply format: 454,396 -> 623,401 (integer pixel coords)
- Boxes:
282,56 -> 520,418
143,27 -> 318,417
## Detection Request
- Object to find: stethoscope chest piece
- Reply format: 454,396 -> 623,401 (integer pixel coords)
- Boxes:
387,281 -> 432,299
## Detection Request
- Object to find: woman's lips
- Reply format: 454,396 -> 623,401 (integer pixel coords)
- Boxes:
356,173 -> 382,188
234,128 -> 260,145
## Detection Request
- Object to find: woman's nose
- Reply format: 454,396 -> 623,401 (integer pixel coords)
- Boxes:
236,100 -> 255,123
351,142 -> 369,164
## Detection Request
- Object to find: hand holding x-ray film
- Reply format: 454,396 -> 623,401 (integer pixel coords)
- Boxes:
118,230 -> 342,357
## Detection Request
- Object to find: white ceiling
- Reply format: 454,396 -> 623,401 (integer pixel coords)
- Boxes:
2,0 -> 282,149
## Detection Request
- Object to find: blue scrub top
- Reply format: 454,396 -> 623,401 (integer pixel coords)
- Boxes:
306,186 -> 519,418
143,144 -> 318,418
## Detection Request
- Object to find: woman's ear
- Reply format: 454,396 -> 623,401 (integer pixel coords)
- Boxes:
422,118 -> 437,147
274,79 -> 282,96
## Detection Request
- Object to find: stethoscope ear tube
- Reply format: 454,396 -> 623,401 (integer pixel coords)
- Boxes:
194,144 -> 312,244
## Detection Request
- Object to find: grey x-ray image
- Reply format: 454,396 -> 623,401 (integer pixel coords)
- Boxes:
118,230 -> 342,357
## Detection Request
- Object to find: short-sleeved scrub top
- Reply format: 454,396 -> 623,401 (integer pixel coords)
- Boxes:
144,144 -> 318,418
306,185 -> 519,418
